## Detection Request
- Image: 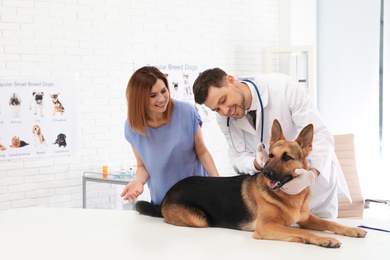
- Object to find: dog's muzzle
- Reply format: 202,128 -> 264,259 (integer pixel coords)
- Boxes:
263,170 -> 293,190
35,95 -> 43,104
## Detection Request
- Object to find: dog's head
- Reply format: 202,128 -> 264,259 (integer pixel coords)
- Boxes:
9,93 -> 21,106
262,119 -> 314,190
11,136 -> 20,147
33,92 -> 44,104
172,82 -> 179,88
32,124 -> 41,135
51,93 -> 59,101
57,133 -> 66,142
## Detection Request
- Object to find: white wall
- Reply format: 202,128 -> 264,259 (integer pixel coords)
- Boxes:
0,0 -> 279,209
317,0 -> 389,199
278,0 -> 317,101
280,0 -> 389,200
279,0 -> 389,200
279,0 -> 316,47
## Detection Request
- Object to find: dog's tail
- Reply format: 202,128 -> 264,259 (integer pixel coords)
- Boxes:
135,200 -> 163,218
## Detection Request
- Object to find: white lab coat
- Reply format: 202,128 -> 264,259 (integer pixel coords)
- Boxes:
215,73 -> 350,218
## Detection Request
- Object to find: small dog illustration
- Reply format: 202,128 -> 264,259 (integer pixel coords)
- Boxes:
53,133 -> 67,147
183,73 -> 192,96
9,93 -> 22,118
50,93 -> 65,116
10,136 -> 29,148
32,124 -> 46,147
0,140 -> 6,151
29,91 -> 44,117
171,82 -> 179,98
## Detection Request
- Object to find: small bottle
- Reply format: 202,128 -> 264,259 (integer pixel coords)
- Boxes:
102,165 -> 108,178
120,162 -> 126,174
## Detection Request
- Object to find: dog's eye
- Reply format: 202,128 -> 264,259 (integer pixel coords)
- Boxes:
282,152 -> 292,162
268,153 -> 274,158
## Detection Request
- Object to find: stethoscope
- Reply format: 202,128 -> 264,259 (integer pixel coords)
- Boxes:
227,79 -> 265,153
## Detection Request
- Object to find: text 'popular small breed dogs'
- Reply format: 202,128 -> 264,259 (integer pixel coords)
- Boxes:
135,119 -> 367,248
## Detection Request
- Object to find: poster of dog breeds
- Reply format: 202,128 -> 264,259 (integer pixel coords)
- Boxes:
9,93 -> 21,118
0,79 -> 76,160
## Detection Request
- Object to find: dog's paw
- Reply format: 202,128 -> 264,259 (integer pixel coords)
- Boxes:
342,227 -> 367,238
310,236 -> 341,248
252,231 -> 264,240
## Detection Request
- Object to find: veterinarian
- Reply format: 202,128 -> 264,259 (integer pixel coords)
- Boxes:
121,66 -> 219,206
192,68 -> 350,219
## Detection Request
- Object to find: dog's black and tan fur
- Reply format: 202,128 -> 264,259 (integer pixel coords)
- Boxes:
50,93 -> 65,116
135,119 -> 367,248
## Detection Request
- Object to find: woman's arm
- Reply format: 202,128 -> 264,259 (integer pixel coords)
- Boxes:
194,125 -> 219,177
120,146 -> 150,200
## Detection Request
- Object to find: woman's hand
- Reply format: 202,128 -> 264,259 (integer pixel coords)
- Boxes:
121,180 -> 144,201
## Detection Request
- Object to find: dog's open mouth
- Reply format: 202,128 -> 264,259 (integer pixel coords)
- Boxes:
266,175 -> 293,191
268,180 -> 282,190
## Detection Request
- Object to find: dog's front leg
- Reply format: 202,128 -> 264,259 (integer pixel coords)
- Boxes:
253,222 -> 341,248
298,214 -> 367,238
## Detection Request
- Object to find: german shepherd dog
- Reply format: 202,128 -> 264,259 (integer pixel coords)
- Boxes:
135,119 -> 367,248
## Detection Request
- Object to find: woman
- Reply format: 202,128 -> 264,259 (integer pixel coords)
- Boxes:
121,66 -> 219,206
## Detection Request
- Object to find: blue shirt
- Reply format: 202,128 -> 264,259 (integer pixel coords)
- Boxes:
124,100 -> 208,206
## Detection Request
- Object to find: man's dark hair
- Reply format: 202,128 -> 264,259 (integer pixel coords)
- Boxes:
193,68 -> 227,104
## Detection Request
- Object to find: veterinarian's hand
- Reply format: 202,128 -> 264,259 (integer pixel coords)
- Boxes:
280,169 -> 317,195
121,181 -> 144,201
255,143 -> 268,169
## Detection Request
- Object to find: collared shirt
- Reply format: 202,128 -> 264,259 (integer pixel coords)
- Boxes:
215,73 -> 350,218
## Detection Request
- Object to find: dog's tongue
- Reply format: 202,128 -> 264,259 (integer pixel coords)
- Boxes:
268,180 -> 282,190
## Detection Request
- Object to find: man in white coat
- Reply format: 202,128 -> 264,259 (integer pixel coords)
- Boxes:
193,68 -> 350,218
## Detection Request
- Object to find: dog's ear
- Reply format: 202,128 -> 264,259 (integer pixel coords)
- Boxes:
270,119 -> 285,147
296,124 -> 314,156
